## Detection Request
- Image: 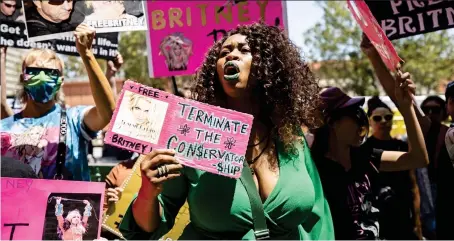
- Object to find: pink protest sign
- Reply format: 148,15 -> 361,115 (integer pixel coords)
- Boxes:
146,0 -> 287,78
1,178 -> 105,240
347,0 -> 402,70
104,81 -> 254,179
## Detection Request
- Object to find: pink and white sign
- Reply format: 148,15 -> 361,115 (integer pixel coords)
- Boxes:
104,81 -> 254,179
145,0 -> 287,78
347,0 -> 402,70
1,178 -> 105,240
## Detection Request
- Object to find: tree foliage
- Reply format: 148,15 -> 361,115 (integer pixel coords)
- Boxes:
304,2 -> 454,95
118,31 -> 166,89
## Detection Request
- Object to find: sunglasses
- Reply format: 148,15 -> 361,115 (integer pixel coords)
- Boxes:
24,67 -> 61,78
3,2 -> 16,8
422,106 -> 442,115
47,0 -> 72,6
372,114 -> 393,122
333,107 -> 369,138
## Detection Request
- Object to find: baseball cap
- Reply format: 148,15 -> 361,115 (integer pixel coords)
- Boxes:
320,87 -> 365,117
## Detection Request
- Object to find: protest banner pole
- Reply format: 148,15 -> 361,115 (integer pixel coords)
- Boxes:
171,76 -> 179,96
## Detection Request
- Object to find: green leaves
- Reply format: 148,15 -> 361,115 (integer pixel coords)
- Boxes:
118,31 -> 166,89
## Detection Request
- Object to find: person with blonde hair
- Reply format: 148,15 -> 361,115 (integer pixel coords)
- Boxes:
55,197 -> 92,241
128,92 -> 154,126
0,24 -> 116,181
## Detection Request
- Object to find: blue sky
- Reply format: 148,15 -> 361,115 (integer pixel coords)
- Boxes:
286,1 -> 323,54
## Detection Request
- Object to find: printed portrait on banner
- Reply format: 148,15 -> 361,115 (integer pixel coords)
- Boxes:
42,193 -> 102,241
111,91 -> 169,144
22,0 -> 147,42
0,0 -> 24,22
159,32 -> 193,71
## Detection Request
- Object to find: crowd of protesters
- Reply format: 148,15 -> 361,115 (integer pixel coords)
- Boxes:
1,21 -> 454,240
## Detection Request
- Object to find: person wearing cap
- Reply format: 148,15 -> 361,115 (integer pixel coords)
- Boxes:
311,80 -> 428,239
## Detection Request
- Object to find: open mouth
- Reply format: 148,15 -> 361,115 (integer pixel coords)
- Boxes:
223,61 -> 240,81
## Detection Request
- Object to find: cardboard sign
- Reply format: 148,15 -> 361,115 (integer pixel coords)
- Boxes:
104,81 -> 254,179
22,0 -> 147,42
1,178 -> 105,240
365,0 -> 454,40
347,0 -> 402,70
145,0 -> 287,78
102,157 -> 143,239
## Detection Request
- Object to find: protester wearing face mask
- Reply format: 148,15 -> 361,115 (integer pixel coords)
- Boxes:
363,96 -> 421,240
312,81 -> 428,240
0,24 -> 116,181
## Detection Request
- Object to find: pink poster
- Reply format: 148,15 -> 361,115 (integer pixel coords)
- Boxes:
146,0 -> 287,78
1,178 -> 105,240
347,0 -> 402,70
104,81 -> 254,179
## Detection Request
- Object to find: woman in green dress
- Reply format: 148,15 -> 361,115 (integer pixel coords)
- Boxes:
119,22 -> 335,240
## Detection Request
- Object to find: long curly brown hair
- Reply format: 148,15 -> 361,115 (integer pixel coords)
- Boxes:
192,22 -> 322,149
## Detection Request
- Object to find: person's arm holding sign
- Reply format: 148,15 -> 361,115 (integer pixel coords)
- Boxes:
1,47 -> 13,119
379,70 -> 429,171
361,34 -> 431,134
75,24 -> 116,131
120,150 -> 186,240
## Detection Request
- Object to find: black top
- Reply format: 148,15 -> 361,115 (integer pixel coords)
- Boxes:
315,145 -> 383,240
364,136 -> 418,239
1,156 -> 37,178
25,6 -> 75,38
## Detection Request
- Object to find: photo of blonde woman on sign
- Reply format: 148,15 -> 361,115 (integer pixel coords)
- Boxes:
111,91 -> 168,144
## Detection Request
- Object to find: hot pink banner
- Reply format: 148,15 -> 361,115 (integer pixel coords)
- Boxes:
146,0 -> 286,78
104,81 -> 254,179
1,178 -> 105,240
347,0 -> 402,70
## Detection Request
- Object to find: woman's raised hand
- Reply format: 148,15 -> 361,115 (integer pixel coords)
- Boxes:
395,71 -> 416,110
74,24 -> 96,54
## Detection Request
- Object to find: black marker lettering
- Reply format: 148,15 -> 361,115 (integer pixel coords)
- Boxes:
4,223 -> 29,240
177,103 -> 191,117
231,121 -> 240,133
187,107 -> 197,121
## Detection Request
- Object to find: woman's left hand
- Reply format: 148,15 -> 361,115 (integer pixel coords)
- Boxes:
395,70 -> 416,111
74,24 -> 96,54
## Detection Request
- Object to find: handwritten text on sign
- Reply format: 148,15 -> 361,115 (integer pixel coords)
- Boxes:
145,0 -> 286,78
347,0 -> 402,70
104,81 -> 254,179
1,178 -> 105,240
